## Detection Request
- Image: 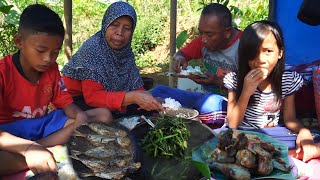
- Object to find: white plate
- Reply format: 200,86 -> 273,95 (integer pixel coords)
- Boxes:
160,107 -> 199,119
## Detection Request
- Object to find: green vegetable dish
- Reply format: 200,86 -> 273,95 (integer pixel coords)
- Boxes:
141,116 -> 191,159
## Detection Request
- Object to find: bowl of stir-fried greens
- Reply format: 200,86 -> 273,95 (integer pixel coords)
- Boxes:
130,115 -> 215,180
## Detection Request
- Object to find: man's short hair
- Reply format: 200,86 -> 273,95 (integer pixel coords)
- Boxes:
201,3 -> 232,28
18,4 -> 65,38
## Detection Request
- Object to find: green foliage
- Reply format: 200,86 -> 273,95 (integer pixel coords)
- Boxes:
0,0 -> 20,57
176,30 -> 188,50
132,14 -> 166,59
0,0 -> 268,68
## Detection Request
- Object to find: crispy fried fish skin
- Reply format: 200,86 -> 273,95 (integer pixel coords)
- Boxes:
236,149 -> 256,168
209,161 -> 251,180
79,171 -> 124,180
71,146 -> 116,159
116,136 -> 131,147
217,128 -> 234,150
70,154 -> 109,172
272,157 -> 292,172
88,123 -> 127,137
79,162 -> 141,179
210,148 -> 235,163
257,155 -> 273,176
73,130 -> 116,146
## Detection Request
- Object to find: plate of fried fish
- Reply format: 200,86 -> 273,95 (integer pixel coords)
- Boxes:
192,129 -> 295,180
67,122 -> 141,180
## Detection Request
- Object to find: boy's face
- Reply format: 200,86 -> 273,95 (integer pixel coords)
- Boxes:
14,32 -> 63,72
105,15 -> 133,50
198,15 -> 231,51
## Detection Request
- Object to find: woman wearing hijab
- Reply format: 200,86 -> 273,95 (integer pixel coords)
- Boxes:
62,1 -> 163,117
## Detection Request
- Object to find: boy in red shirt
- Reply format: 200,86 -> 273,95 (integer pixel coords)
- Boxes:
0,4 -> 111,176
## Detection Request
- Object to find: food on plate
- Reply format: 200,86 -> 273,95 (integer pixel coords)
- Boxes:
68,122 -> 140,179
87,122 -> 128,137
162,97 -> 182,110
180,66 -> 203,76
207,129 -> 292,179
208,161 -> 251,180
141,115 -> 190,159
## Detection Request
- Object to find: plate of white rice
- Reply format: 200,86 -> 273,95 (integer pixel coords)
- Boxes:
160,98 -> 199,119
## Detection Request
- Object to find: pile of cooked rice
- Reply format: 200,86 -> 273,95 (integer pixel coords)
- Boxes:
162,98 -> 181,110
179,66 -> 202,75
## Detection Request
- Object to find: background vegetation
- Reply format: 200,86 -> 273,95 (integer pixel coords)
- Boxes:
0,0 -> 268,79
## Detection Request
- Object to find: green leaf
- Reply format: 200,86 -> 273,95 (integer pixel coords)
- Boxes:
4,10 -> 20,26
192,160 -> 211,179
176,30 -> 188,50
0,5 -> 13,14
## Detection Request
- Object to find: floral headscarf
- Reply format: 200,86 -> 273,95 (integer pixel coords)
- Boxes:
62,1 -> 143,91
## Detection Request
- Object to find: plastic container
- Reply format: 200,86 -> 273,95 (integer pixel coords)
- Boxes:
177,78 -> 203,92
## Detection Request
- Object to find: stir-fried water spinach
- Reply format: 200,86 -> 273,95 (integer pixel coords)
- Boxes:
141,116 -> 190,159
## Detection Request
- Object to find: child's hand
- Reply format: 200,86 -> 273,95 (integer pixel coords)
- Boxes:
75,111 -> 88,125
24,143 -> 57,174
243,69 -> 267,96
296,128 -> 317,162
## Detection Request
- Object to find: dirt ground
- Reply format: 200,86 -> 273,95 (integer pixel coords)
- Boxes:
140,66 -> 170,87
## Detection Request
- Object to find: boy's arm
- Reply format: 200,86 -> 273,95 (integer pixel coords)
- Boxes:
0,130 -> 57,174
62,103 -> 87,126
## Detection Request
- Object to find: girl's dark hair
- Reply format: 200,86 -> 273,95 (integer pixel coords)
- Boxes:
237,20 -> 285,106
18,4 -> 65,38
201,3 -> 232,28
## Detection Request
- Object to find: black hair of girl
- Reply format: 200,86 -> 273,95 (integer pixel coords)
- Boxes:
236,20 -> 285,106
201,3 -> 232,28
18,4 -> 65,38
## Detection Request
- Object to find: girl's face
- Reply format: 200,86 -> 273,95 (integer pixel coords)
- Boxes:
105,16 -> 133,50
248,32 -> 283,76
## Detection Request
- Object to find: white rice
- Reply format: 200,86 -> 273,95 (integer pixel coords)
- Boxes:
162,98 -> 182,110
180,66 -> 202,75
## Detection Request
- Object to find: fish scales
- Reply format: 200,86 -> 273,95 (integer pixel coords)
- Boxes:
68,122 -> 140,179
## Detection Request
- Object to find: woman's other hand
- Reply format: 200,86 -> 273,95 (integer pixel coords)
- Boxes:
24,143 -> 57,175
130,91 -> 164,111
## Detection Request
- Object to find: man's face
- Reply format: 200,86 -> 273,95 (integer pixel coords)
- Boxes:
198,15 -> 230,51
14,32 -> 63,73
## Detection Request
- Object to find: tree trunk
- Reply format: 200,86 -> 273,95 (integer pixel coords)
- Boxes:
64,0 -> 72,63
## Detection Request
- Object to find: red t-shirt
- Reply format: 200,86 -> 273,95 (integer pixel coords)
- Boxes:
0,55 -> 73,124
180,32 -> 242,61
180,36 -> 203,61
62,76 -> 144,111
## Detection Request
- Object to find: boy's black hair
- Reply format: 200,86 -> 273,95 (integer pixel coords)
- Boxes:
201,3 -> 232,28
18,4 -> 65,38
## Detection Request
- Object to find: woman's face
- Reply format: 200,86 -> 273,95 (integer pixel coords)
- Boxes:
105,15 -> 133,50
248,32 -> 283,75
